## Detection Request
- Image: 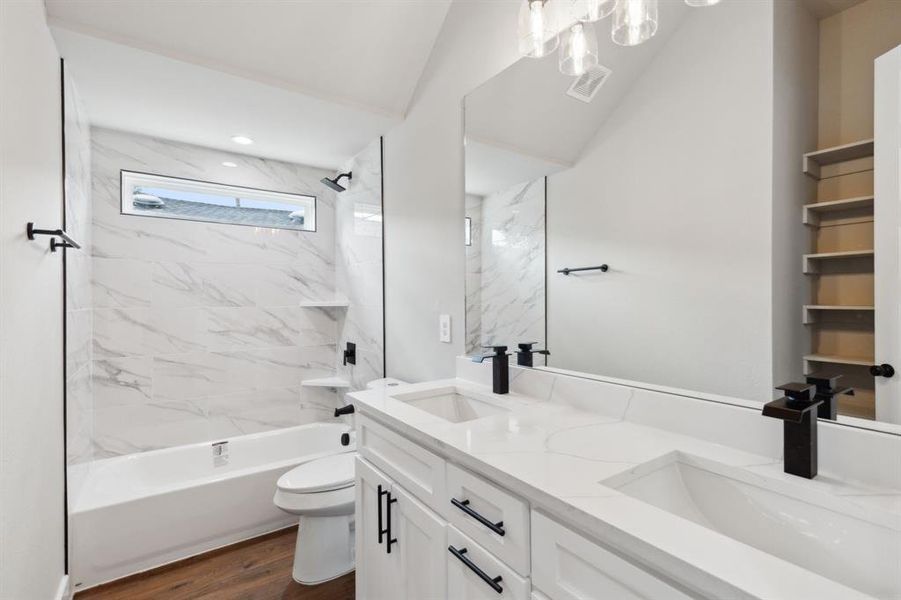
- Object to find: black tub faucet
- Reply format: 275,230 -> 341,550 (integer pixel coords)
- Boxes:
805,372 -> 854,420
762,383 -> 823,479
472,345 -> 510,394
516,342 -> 550,367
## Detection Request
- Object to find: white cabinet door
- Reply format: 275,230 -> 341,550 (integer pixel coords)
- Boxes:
355,457 -> 401,600
531,511 -> 692,600
874,44 -> 901,421
392,484 -> 447,599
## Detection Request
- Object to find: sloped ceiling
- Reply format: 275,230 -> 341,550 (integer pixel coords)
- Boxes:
45,0 -> 452,118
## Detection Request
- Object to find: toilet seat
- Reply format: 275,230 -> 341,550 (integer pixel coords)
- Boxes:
277,452 -> 355,494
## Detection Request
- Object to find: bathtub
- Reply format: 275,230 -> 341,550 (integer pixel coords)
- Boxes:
68,422 -> 353,591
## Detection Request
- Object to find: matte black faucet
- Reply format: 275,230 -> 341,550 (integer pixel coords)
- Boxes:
472,345 -> 510,394
516,342 -> 550,367
805,372 -> 854,420
762,383 -> 823,479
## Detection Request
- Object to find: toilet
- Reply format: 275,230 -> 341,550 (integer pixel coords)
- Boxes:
274,377 -> 407,585
274,452 -> 356,585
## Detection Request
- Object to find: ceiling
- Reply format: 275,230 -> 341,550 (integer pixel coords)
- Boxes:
465,1 -> 691,195
45,0 -> 452,118
52,27 -> 397,169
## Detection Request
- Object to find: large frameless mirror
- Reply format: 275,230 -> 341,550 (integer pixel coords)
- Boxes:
464,0 -> 901,433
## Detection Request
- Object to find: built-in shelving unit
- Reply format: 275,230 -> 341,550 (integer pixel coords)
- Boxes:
301,377 -> 351,389
802,196 -> 874,225
802,139 -> 874,179
802,249 -> 874,273
800,138 -> 876,419
299,298 -> 350,308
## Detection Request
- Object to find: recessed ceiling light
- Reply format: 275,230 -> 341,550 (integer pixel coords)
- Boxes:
221,161 -> 237,168
231,135 -> 253,145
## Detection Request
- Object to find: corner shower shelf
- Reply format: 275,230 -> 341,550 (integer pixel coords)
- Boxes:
802,249 -> 874,273
301,377 -> 351,389
802,196 -> 874,226
299,299 -> 350,308
802,139 -> 874,179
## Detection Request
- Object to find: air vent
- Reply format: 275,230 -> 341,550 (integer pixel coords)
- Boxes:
566,64 -> 612,103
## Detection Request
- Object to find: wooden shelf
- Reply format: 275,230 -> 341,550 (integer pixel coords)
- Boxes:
803,249 -> 874,273
299,299 -> 350,308
301,377 -> 350,389
802,196 -> 874,226
803,353 -> 874,368
802,305 -> 874,324
803,139 -> 873,179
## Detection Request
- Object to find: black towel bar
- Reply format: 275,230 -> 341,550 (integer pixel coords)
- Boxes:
27,222 -> 81,252
557,264 -> 608,275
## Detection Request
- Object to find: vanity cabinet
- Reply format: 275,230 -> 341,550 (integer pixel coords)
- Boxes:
356,414 -> 692,600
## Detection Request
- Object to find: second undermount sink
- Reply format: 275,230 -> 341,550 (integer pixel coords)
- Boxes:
602,452 -> 899,599
390,386 -> 511,424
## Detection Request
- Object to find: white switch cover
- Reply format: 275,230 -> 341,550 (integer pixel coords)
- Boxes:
439,314 -> 451,343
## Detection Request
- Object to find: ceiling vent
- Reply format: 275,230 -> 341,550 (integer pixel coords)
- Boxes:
566,64 -> 612,103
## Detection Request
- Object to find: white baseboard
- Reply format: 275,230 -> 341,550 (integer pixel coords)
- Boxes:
54,575 -> 70,600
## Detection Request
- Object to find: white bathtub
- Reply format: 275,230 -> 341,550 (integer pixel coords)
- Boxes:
68,422 -> 353,591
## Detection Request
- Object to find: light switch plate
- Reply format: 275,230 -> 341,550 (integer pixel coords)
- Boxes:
439,314 -> 451,343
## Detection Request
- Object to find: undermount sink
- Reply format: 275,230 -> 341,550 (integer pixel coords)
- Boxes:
391,386 -> 511,423
602,452 -> 900,599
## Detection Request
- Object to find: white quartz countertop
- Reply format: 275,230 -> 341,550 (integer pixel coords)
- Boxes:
350,378 -> 900,600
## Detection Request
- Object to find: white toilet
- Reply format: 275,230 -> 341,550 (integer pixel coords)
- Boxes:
274,452 -> 356,585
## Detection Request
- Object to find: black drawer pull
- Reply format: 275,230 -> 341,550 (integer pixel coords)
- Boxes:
449,546 -> 503,593
377,485 -> 388,544
451,498 -> 505,536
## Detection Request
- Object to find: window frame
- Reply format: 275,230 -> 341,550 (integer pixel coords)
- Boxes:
120,169 -> 318,232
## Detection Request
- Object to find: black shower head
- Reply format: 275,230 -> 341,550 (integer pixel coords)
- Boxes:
321,171 -> 352,193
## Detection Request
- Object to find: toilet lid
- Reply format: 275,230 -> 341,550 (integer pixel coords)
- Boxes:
277,453 -> 355,493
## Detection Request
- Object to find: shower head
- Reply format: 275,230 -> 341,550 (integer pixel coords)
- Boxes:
321,171 -> 352,193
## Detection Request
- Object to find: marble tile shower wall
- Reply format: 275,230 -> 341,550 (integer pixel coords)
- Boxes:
478,178 -> 545,357
335,139 -> 385,391
64,73 -> 94,465
464,194 -> 483,355
90,128 -> 341,458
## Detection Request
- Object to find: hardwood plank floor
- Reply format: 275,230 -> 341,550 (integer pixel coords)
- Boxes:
75,527 -> 355,600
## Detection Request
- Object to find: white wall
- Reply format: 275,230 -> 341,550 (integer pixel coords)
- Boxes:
0,1 -> 67,598
546,1 -> 777,400
384,1 -> 520,381
772,0 -> 819,391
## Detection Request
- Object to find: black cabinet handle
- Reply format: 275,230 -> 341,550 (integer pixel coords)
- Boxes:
871,364 -> 896,378
451,498 -> 505,536
386,492 -> 398,553
377,485 -> 387,545
448,546 -> 503,594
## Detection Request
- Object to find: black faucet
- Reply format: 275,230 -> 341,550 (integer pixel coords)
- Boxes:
516,342 -> 550,367
472,345 -> 509,394
762,383 -> 823,479
334,404 -> 355,417
805,372 -> 854,420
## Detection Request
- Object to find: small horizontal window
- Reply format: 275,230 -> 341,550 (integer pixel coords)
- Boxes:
120,170 -> 316,232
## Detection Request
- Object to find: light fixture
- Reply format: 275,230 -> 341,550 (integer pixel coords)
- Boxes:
559,22 -> 598,76
612,0 -> 658,47
685,0 -> 720,5
569,0 -> 616,22
221,161 -> 237,168
518,0 -> 559,58
230,135 -> 253,145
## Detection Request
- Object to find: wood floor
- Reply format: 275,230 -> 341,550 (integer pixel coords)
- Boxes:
75,527 -> 355,600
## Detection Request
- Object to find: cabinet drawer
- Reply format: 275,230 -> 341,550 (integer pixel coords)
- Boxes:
447,526 -> 530,600
531,511 -> 692,600
358,414 -> 446,510
446,463 -> 530,576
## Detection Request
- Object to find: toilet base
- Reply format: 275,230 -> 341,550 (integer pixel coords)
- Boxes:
292,515 -> 355,585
